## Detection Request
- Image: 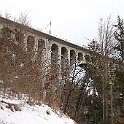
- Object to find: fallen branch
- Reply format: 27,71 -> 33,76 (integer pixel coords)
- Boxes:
1,100 -> 21,112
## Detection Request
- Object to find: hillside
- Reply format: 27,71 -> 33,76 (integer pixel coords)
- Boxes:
0,97 -> 76,124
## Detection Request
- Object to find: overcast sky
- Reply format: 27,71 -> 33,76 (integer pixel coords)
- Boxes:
0,0 -> 124,46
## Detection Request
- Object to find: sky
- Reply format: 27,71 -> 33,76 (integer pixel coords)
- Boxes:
0,0 -> 124,46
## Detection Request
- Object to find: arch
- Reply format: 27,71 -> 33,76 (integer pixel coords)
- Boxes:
38,39 -> 45,53
51,44 -> 58,63
61,47 -> 68,60
61,47 -> 68,78
0,27 -> 14,52
77,52 -> 83,62
51,44 -> 59,79
27,35 -> 35,52
1,27 -> 12,39
70,50 -> 76,65
15,30 -> 24,45
85,54 -> 91,62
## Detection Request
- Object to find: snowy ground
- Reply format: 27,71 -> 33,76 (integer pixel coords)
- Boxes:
0,98 -> 76,124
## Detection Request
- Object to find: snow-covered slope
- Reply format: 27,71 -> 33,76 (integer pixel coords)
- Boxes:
0,98 -> 76,124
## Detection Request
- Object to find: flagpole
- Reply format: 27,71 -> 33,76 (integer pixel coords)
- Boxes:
49,21 -> 51,34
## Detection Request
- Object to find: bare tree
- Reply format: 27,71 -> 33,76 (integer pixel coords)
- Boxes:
0,15 -> 41,102
16,13 -> 30,26
4,12 -> 11,19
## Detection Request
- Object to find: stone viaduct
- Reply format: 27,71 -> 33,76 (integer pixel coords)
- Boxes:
0,17 -> 89,77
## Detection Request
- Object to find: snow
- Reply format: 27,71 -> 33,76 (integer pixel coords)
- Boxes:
0,98 -> 76,124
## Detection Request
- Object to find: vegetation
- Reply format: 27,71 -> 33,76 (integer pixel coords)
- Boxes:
0,13 -> 124,124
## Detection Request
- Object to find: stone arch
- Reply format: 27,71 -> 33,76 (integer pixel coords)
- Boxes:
15,29 -> 24,45
85,54 -> 91,62
38,39 -> 45,53
0,27 -> 15,53
70,50 -> 76,65
61,47 -> 68,61
61,47 -> 68,78
51,43 -> 58,64
50,44 -> 59,80
1,27 -> 13,39
27,35 -> 35,52
77,52 -> 83,62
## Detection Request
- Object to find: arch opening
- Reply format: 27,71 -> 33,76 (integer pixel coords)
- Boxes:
15,30 -> 24,45
1,27 -> 13,40
27,35 -> 35,52
70,50 -> 76,66
61,47 -> 68,60
50,44 -> 59,81
51,44 -> 58,66
77,52 -> 83,62
61,47 -> 68,78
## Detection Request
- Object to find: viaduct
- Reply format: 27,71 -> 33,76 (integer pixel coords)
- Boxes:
0,17 -> 90,81
0,17 -> 89,64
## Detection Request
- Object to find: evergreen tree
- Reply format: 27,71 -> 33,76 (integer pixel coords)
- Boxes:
114,16 -> 124,101
114,16 -> 124,61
